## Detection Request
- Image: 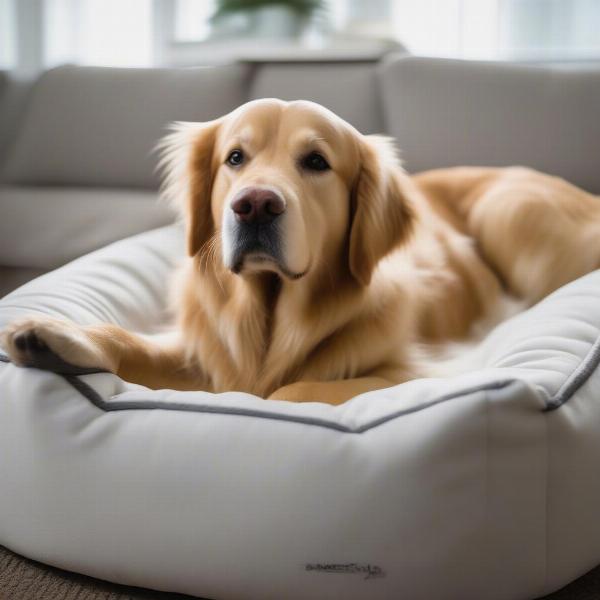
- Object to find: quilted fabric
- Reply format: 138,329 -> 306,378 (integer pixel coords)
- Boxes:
1,225 -> 600,600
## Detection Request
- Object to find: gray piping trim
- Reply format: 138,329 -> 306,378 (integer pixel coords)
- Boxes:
67,379 -> 521,433
71,379 -> 518,433
1,329 -> 600,431
0,350 -> 516,432
543,333 -> 600,411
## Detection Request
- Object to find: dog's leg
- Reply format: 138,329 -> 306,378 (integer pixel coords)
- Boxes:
0,316 -> 207,391
267,377 -> 395,405
417,167 -> 600,305
465,168 -> 600,304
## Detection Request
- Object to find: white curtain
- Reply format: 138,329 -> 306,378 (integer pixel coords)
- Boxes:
498,0 -> 600,60
174,0 -> 214,42
0,0 -> 16,69
44,0 -> 152,68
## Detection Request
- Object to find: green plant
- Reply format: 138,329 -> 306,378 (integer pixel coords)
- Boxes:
211,0 -> 326,22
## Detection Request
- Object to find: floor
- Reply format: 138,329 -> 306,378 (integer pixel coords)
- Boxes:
0,545 -> 197,600
1,544 -> 599,599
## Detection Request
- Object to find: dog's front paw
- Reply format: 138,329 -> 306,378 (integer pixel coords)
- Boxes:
0,316 -> 114,374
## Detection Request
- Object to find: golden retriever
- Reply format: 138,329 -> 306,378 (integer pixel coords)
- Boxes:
2,98 -> 598,404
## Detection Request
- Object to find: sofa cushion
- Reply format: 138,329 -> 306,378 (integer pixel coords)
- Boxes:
249,62 -> 383,134
0,71 -> 34,171
381,56 -> 600,192
0,186 -> 174,269
0,65 -> 249,189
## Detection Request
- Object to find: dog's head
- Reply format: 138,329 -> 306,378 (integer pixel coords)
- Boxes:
161,99 -> 414,286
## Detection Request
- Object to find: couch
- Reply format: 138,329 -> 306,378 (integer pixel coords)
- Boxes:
2,55 -> 599,300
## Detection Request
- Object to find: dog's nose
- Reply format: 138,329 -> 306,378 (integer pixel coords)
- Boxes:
231,188 -> 286,224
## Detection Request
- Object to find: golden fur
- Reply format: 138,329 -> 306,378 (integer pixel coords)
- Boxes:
3,99 -> 600,404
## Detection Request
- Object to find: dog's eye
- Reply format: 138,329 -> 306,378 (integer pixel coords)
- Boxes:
226,150 -> 244,167
302,152 -> 330,172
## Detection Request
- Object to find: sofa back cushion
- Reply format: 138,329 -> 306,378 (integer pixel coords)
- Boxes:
0,71 -> 34,170
381,56 -> 600,192
1,65 -> 249,189
0,186 -> 173,270
249,62 -> 384,135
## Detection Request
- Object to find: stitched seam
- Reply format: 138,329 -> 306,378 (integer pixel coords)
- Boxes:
1,328 -> 600,432
70,374 -> 517,434
0,352 -> 516,433
544,333 -> 600,411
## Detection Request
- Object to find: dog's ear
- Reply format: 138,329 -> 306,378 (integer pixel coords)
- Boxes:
158,120 -> 221,257
349,135 -> 415,286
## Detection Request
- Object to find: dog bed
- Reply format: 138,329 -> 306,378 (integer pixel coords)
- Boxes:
1,224 -> 600,600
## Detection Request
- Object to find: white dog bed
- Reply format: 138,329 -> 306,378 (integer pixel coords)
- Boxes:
1,224 -> 600,600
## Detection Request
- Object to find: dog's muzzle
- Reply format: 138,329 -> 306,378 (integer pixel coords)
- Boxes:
228,187 -> 286,273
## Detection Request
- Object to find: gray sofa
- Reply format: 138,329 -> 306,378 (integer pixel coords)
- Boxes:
1,55 -> 599,299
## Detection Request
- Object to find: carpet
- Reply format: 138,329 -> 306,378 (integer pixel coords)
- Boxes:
1,544 -> 599,599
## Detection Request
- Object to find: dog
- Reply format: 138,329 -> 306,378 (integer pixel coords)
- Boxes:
2,98 -> 599,405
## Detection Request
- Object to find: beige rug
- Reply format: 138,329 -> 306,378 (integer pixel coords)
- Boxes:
0,545 -> 199,599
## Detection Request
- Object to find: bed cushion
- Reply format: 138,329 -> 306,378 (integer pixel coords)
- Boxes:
1,225 -> 600,600
380,56 -> 600,192
0,65 -> 249,189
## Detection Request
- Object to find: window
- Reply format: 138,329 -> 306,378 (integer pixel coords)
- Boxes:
2,0 -> 599,73
0,0 -> 16,69
174,0 -> 215,42
347,0 -> 600,61
44,0 -> 153,68
497,0 -> 600,61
